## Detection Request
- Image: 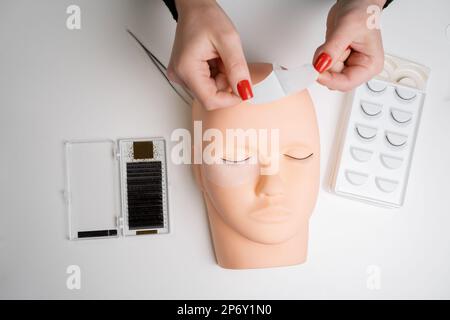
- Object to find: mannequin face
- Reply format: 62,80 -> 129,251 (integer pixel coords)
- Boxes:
192,85 -> 320,245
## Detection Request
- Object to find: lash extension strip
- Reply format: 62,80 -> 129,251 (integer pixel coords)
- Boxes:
126,161 -> 164,229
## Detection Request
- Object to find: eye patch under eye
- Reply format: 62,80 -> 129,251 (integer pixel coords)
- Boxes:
283,152 -> 314,160
202,160 -> 259,187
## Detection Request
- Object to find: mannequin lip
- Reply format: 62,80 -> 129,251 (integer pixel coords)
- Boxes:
249,206 -> 292,223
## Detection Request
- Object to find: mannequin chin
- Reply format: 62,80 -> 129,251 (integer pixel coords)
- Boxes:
192,63 -> 320,269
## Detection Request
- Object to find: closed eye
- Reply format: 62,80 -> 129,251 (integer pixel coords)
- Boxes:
221,156 -> 251,164
284,152 -> 314,160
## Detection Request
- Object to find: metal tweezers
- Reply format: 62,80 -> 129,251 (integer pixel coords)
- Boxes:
127,29 -> 193,106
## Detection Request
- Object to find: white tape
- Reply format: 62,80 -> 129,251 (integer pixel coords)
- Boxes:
274,63 -> 318,95
250,70 -> 285,105
249,63 -> 318,105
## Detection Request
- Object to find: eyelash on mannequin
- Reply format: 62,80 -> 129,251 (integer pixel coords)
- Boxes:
283,153 -> 314,160
221,153 -> 314,163
220,156 -> 252,164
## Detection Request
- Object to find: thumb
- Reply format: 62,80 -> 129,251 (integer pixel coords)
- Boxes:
215,33 -> 253,100
313,29 -> 352,73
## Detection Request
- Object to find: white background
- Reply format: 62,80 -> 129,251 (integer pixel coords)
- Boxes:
1,0 -> 449,299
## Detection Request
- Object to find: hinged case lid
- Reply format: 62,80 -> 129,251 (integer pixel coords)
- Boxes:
64,140 -> 120,240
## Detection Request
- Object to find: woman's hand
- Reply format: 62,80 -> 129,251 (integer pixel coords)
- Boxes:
313,0 -> 387,91
167,0 -> 253,110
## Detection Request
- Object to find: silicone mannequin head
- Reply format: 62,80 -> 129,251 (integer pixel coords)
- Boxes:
192,63 -> 320,269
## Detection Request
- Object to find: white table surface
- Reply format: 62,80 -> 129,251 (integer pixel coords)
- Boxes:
1,0 -> 449,299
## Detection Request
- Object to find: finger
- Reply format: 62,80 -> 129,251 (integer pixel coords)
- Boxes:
318,59 -> 373,92
181,59 -> 241,110
318,47 -> 384,92
313,27 -> 352,73
346,50 -> 383,74
214,31 -> 253,100
317,66 -> 367,92
329,48 -> 352,73
214,72 -> 231,92
167,65 -> 186,87
212,58 -> 232,92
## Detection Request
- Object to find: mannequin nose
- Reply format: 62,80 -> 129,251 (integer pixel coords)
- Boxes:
255,173 -> 284,197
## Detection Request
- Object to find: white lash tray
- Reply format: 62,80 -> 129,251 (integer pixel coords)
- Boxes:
63,137 -> 170,240
330,54 -> 430,207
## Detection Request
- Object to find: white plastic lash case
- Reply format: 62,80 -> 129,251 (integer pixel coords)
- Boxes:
330,54 -> 430,208
63,138 -> 170,240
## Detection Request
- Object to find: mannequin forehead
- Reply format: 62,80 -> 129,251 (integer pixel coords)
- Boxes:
192,90 -> 319,148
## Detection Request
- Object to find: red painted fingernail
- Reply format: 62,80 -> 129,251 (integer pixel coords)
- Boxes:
237,79 -> 253,100
314,52 -> 332,73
